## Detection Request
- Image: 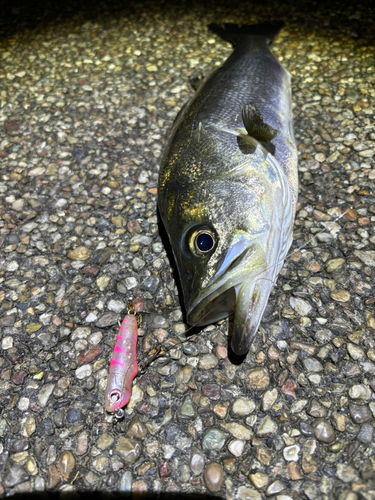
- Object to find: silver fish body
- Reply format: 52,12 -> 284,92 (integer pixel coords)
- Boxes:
158,23 -> 298,355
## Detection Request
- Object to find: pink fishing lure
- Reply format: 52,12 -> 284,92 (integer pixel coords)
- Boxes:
105,314 -> 139,413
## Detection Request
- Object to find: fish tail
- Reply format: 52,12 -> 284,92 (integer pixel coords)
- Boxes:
208,22 -> 284,46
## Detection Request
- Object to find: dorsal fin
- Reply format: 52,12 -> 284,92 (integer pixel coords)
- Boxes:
242,104 -> 279,143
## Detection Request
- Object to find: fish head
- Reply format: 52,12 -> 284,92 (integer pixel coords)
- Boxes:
159,149 -> 293,356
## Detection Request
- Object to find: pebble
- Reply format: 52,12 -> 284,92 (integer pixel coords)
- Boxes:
237,487 -> 262,500
283,444 -> 300,461
245,367 -> 270,390
174,366 -> 194,385
38,384 -> 55,407
95,313 -> 119,328
290,296 -> 313,316
3,465 -> 29,488
159,461 -> 171,478
349,384 -> 372,400
228,439 -> 245,457
303,357 -> 323,372
127,416 -> 147,439
202,428 -> 227,452
265,480 -> 286,496
349,404 -> 372,423
190,447 -> 205,475
262,389 -> 278,411
203,463 -> 223,493
312,419 -> 336,443
75,364 -> 92,379
57,451 -> 75,480
325,258 -> 345,273
221,422 -> 252,440
257,416 -> 277,436
115,437 -> 142,464
331,290 -> 351,302
357,423 -> 374,444
97,433 -> 114,450
198,354 -> 218,370
76,432 -> 89,456
67,246 -> 91,260
232,397 -> 256,416
249,472 -> 269,489
347,343 -> 364,360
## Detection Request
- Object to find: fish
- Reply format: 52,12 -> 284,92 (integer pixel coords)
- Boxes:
104,314 -> 138,414
158,22 -> 298,355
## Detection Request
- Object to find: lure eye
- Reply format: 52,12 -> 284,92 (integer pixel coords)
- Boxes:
110,390 -> 121,403
191,229 -> 216,256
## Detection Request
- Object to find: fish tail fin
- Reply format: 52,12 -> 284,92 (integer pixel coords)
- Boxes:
208,22 -> 284,46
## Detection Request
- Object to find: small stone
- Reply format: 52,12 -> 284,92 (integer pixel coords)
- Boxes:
96,276 -> 111,291
78,346 -> 102,364
26,323 -> 42,334
38,384 -> 55,407
282,379 -> 297,398
76,431 -> 89,456
119,470 -> 132,492
347,343 -> 364,360
221,422 -> 252,440
312,419 -> 335,443
66,408 -> 85,424
245,367 -> 270,390
83,266 -> 100,277
265,480 -> 286,496
203,463 -> 223,493
92,456 -> 110,473
262,389 -> 278,411
202,428 -> 227,451
177,397 -> 195,420
127,416 -> 147,439
302,452 -> 317,474
255,448 -> 272,466
202,384 -> 221,400
107,299 -> 125,312
198,354 -> 218,370
75,364 -> 92,379
325,258 -> 345,273
47,465 -> 60,489
357,423 -> 374,444
3,465 -> 29,487
95,313 -> 119,328
354,250 -> 375,267
257,415 -> 277,436
97,433 -> 114,450
249,472 -> 269,489
213,402 -> 229,419
283,445 -> 300,461
190,447 -> 205,475
67,246 -> 91,261
57,451 -> 75,480
349,384 -> 372,400
232,397 -> 256,415
303,357 -> 323,372
336,463 -> 358,483
158,462 -> 171,478
287,461 -> 303,480
237,486 -> 262,500
349,404 -> 372,423
228,439 -> 245,457
307,399 -> 326,418
174,366 -> 194,385
115,437 -> 142,464
331,290 -> 351,302
290,296 -> 313,316
0,314 -> 16,327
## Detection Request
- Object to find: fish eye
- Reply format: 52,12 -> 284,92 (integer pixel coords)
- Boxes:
110,389 -> 121,403
191,229 -> 216,256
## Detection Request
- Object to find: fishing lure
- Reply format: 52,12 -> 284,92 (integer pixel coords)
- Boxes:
105,310 -> 164,418
105,313 -> 139,417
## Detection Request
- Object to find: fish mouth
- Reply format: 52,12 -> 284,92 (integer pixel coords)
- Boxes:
187,242 -> 272,355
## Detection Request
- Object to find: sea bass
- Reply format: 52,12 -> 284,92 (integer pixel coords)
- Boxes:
158,23 -> 298,355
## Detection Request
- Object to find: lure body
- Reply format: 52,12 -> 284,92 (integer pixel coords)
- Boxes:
105,314 -> 138,413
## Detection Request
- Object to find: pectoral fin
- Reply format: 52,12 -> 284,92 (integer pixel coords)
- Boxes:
242,104 -> 279,155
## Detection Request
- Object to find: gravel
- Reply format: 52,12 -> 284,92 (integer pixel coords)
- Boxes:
0,0 -> 375,498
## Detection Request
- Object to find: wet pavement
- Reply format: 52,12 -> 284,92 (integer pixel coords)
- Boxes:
0,0 -> 375,498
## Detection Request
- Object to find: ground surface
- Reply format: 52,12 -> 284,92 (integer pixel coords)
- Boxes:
0,0 -> 375,498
